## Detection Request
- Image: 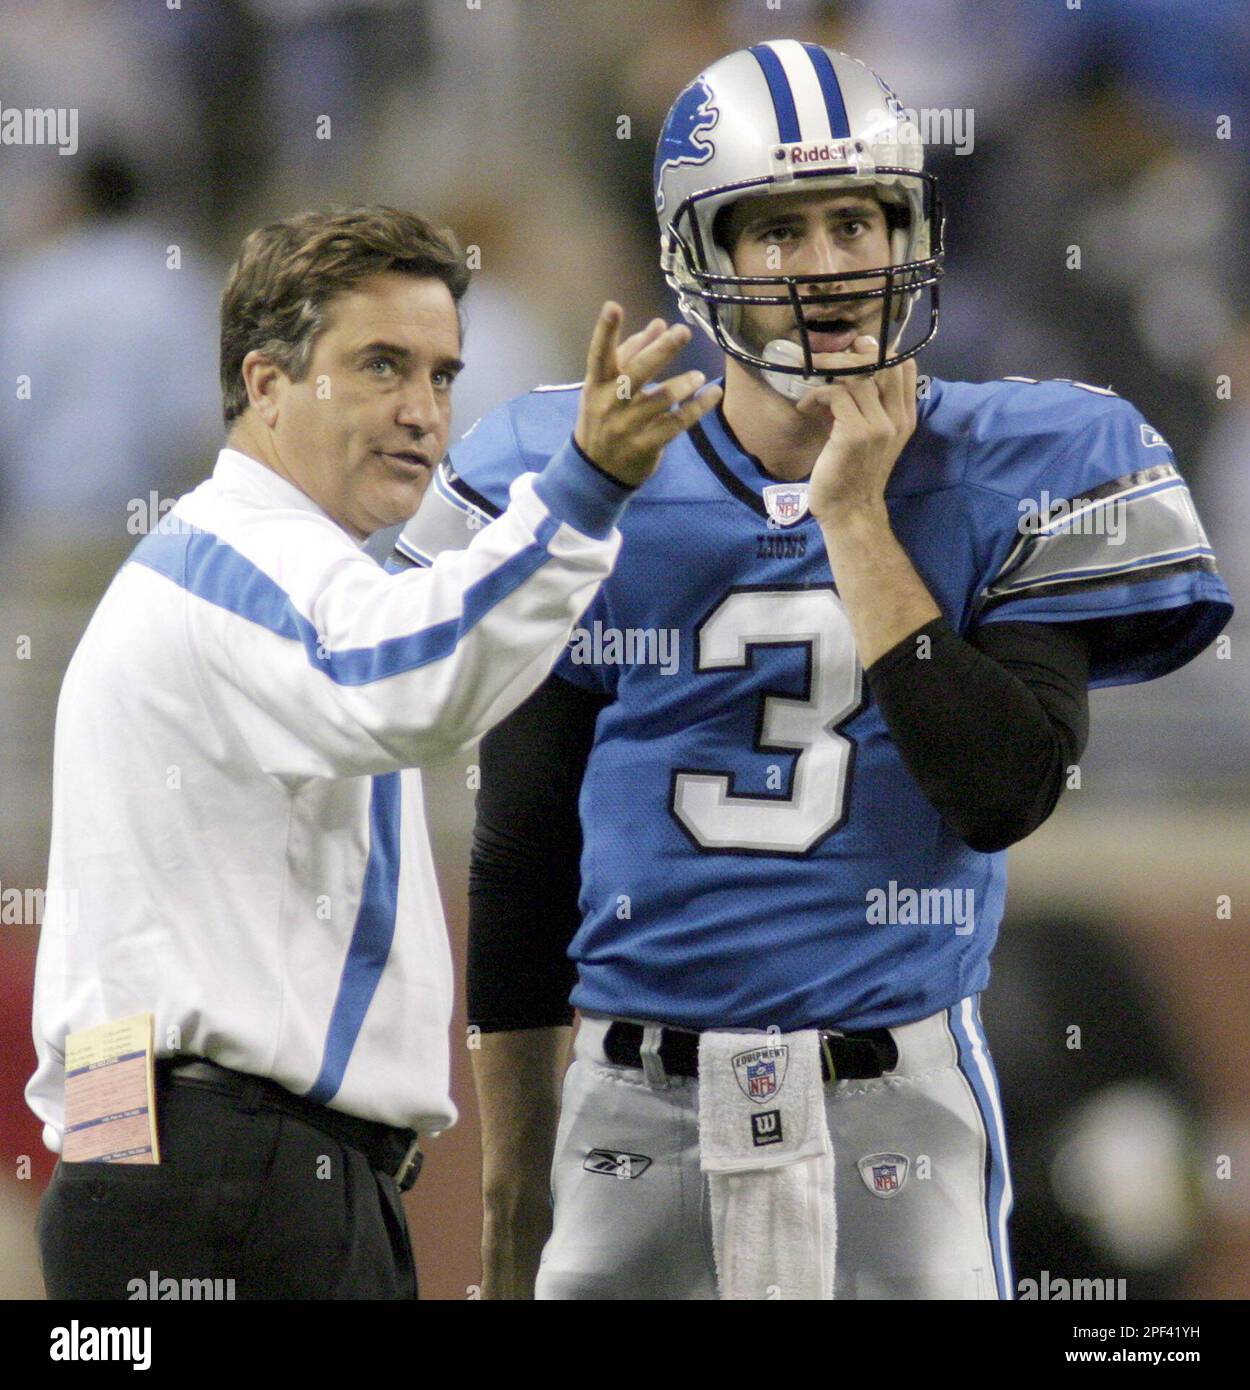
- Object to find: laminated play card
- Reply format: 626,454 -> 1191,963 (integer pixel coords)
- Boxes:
62,1013 -> 160,1163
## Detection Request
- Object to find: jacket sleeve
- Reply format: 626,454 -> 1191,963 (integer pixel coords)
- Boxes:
177,444 -> 629,780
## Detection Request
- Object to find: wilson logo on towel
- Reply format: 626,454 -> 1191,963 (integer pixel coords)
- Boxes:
751,1110 -> 783,1147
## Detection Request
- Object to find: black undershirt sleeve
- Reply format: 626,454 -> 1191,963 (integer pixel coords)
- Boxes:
864,618 -> 1091,854
467,672 -> 607,1033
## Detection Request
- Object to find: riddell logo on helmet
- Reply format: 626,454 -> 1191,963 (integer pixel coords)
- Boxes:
776,141 -> 852,166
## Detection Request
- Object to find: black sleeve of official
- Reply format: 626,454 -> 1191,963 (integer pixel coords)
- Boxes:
863,618 -> 1091,854
467,671 -> 608,1032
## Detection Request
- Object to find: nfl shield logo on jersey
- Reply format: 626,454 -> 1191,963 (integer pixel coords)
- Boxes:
762,483 -> 810,528
858,1152 -> 909,1198
732,1044 -> 789,1102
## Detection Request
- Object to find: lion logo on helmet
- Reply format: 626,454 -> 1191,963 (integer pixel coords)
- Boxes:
654,77 -> 719,214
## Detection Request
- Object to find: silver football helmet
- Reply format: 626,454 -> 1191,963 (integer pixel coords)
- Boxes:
654,41 -> 944,398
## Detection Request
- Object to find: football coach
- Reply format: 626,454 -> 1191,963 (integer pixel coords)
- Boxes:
26,205 -> 719,1299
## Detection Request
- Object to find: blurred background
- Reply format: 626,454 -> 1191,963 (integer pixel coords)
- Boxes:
0,0 -> 1246,1300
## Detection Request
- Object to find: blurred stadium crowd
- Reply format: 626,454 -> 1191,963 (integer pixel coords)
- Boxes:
0,0 -> 1246,1299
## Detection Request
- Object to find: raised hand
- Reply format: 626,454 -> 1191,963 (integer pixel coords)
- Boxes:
574,302 -> 722,488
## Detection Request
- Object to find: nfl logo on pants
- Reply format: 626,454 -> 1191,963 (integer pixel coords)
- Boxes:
858,1152 -> 910,1199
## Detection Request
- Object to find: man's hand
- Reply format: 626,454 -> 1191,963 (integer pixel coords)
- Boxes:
796,338 -> 937,667
797,336 -> 917,524
574,303 -> 722,488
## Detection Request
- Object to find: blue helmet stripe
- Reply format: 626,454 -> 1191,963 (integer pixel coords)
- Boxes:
749,44 -> 801,143
802,44 -> 851,139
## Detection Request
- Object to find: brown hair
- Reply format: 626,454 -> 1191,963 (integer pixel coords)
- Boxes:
219,206 -> 470,426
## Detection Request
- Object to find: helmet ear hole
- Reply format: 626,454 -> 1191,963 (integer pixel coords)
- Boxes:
711,203 -> 737,258
882,200 -> 910,236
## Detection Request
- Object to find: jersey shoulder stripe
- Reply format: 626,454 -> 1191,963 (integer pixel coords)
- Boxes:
944,378 -> 1233,684
977,463 -> 1218,613
397,459 -> 501,568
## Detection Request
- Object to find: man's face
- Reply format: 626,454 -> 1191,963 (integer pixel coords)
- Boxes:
722,188 -> 894,360
267,271 -> 463,539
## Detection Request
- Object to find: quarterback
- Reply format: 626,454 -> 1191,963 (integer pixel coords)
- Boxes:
394,44 -> 1232,1299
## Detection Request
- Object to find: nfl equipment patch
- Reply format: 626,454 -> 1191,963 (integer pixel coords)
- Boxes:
732,1044 -> 789,1102
858,1152 -> 909,1198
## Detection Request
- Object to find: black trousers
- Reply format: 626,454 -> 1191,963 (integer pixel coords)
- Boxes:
37,1069 -> 418,1300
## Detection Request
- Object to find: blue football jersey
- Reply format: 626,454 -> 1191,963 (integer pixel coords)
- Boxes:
397,377 -> 1232,1031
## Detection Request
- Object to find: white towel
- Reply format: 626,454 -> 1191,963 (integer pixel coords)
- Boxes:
697,1030 -> 836,1300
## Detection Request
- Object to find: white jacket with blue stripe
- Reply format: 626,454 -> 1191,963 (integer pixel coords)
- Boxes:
27,442 -> 627,1147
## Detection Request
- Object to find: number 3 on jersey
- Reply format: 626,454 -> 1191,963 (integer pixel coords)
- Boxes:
670,587 -> 862,855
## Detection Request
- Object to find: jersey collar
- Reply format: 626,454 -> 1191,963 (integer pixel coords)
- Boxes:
690,384 -> 941,522
690,401 -> 806,524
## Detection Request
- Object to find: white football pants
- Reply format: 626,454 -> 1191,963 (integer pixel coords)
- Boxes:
536,996 -> 1014,1300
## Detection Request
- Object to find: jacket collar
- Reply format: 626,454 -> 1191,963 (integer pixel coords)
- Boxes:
212,447 -> 335,521
211,448 -> 371,548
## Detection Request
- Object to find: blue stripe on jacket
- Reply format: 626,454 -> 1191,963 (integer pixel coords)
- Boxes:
127,516 -> 559,685
305,771 -> 403,1107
